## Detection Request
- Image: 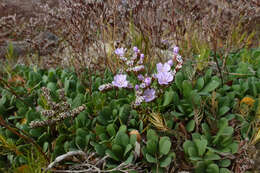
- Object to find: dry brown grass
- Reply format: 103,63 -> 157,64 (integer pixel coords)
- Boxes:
0,0 -> 259,71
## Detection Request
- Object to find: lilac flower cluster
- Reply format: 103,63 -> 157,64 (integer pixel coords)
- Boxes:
99,46 -> 145,91
99,46 -> 183,107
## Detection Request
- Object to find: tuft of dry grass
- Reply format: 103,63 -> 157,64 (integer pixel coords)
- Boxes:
0,0 -> 259,75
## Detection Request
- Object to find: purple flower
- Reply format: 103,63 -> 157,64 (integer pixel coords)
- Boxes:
115,48 -> 126,57
167,59 -> 173,67
135,84 -> 139,91
133,46 -> 139,53
156,63 -> 171,73
173,46 -> 179,54
140,83 -> 146,88
156,72 -> 173,85
137,74 -> 144,81
144,77 -> 151,86
126,60 -> 134,66
134,95 -> 144,106
140,54 -> 144,59
112,74 -> 128,88
143,88 -> 156,102
119,57 -> 127,61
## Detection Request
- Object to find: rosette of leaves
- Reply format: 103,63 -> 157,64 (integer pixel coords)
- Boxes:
183,118 -> 238,173
91,125 -> 139,168
142,129 -> 175,173
171,69 -> 221,119
96,97 -> 140,128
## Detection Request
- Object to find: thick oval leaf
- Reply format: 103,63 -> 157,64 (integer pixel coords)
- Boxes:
107,124 -> 116,137
160,155 -> 172,167
196,77 -> 204,91
206,163 -> 219,173
159,137 -> 171,155
47,82 -> 57,92
147,140 -> 157,154
124,144 -> 133,157
90,142 -> 106,156
145,153 -> 157,163
220,168 -> 231,173
194,138 -> 208,157
219,159 -> 231,167
186,120 -> 195,132
106,149 -> 119,161
183,140 -> 195,155
182,80 -> 193,98
147,129 -> 158,142
204,152 -> 221,161
75,136 -> 85,149
188,147 -> 198,157
163,90 -> 174,107
43,142 -> 49,153
112,144 -> 123,158
114,131 -> 129,147
218,106 -> 230,117
125,153 -> 134,164
175,72 -> 184,91
202,80 -> 220,93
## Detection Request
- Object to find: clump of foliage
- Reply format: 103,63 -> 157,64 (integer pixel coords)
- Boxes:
0,45 -> 260,172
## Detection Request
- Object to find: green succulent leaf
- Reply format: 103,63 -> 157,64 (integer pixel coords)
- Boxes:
43,142 -> 49,153
146,153 -> 157,163
204,152 -> 221,161
183,140 -> 195,155
227,142 -> 239,154
75,136 -> 86,149
125,153 -> 134,164
190,156 -> 203,161
112,144 -> 123,158
194,138 -> 208,157
91,142 -> 106,156
220,168 -> 231,173
186,119 -> 195,132
202,123 -> 212,141
163,90 -> 174,106
160,155 -> 172,167
114,131 -> 129,147
124,144 -> 133,157
196,77 -> 204,91
147,129 -> 158,143
119,104 -> 131,123
206,163 -> 219,173
107,124 -> 116,137
106,149 -> 119,161
159,137 -> 171,155
182,80 -> 193,98
218,106 -> 230,117
219,159 -> 231,167
147,140 -> 157,155
202,80 -> 220,93
118,125 -> 127,133
175,72 -> 184,91
188,147 -> 198,157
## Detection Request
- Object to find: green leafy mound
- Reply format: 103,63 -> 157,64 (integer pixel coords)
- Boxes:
0,48 -> 260,172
